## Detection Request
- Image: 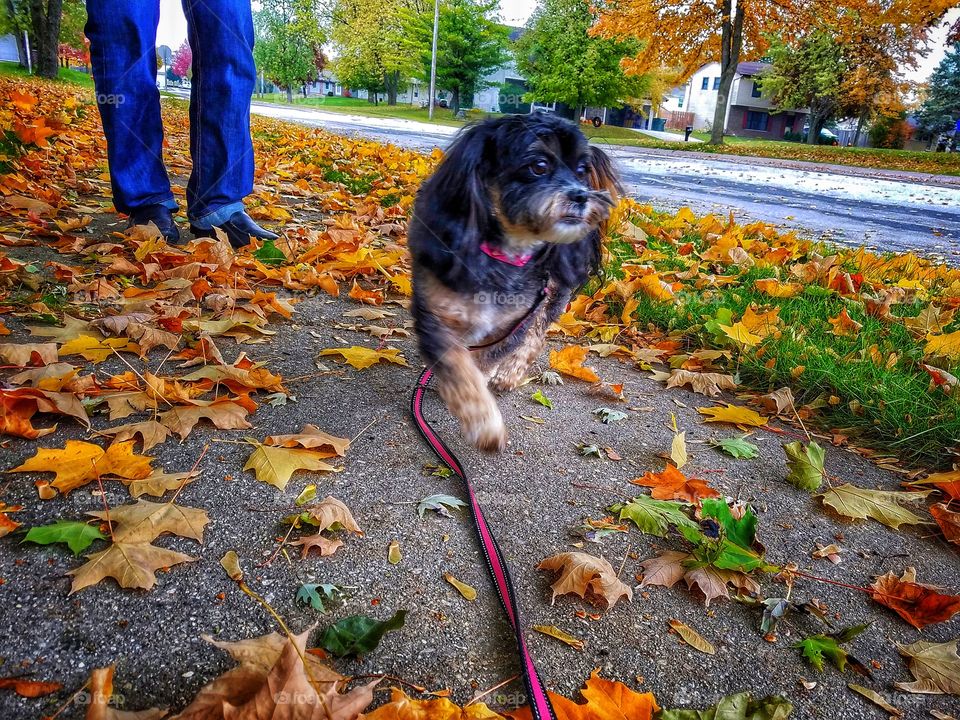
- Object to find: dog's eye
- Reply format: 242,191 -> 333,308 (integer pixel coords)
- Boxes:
530,159 -> 550,176
575,163 -> 589,178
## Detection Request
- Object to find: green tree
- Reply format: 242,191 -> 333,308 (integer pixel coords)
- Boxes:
0,0 -> 62,78
917,43 -> 960,136
253,0 -> 326,103
761,31 -> 845,145
330,0 -> 421,105
514,0 -> 647,120
58,0 -> 85,56
407,0 -> 509,114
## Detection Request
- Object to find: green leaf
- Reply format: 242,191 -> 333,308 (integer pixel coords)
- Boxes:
319,609 -> 406,657
612,495 -> 698,538
784,440 -> 826,492
417,494 -> 466,519
793,624 -> 869,673
530,389 -> 554,409
660,692 -> 793,720
593,406 -> 627,423
252,239 -> 286,266
23,520 -> 106,555
295,583 -> 342,612
698,537 -> 767,573
710,436 -> 759,459
699,498 -> 758,551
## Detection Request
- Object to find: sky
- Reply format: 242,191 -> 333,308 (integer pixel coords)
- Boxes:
156,0 -> 956,85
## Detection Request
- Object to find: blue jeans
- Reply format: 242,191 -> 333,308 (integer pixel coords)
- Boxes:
85,0 -> 256,228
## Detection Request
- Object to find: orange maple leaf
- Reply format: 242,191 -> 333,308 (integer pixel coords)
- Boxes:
630,464 -> 720,504
509,669 -> 658,720
870,567 -> 960,629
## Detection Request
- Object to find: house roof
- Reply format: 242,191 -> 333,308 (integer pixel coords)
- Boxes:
737,61 -> 770,76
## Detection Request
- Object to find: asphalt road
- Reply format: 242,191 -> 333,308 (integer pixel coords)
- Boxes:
249,100 -> 960,262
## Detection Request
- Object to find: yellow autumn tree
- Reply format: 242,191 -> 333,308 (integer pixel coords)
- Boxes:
592,0 -> 960,145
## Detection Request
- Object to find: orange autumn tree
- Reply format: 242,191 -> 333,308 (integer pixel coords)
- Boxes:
592,0 -> 959,145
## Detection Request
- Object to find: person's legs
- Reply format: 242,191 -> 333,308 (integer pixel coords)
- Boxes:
181,0 -> 256,229
85,1 -> 176,217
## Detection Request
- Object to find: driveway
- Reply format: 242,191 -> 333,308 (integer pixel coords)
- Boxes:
247,101 -> 960,262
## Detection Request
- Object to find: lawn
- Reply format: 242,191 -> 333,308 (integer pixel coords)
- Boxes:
253,92 -> 477,126
573,203 -> 960,467
0,62 -> 94,88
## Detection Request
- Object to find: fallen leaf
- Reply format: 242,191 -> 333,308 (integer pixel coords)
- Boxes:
9,440 -> 154,494
243,442 -> 340,490
659,692 -> 791,720
848,683 -> 901,716
817,484 -> 930,530
668,618 -> 716,655
639,551 -> 690,588
59,334 -> 139,362
870,568 -> 960,630
388,539 -> 401,564
538,551 -> 632,609
709,436 -> 759,459
0,676 -> 62,698
760,387 -> 796,416
665,369 -> 737,398
509,669 -> 659,720
631,464 -> 719,505
828,308 -> 863,337
930,503 -> 960,545
23,520 -> 106,555
84,665 -> 166,719
318,345 -> 408,369
784,441 -> 826,492
444,573 -> 477,601
532,625 -> 584,651
697,403 -> 768,430
264,425 -> 350,456
719,322 -> 761,347
550,345 -> 600,382
670,431 -> 688,469
159,399 -> 252,439
895,640 -> 960,694
319,609 -> 406,657
615,495 -> 699,538
926,331 -> 960,361
0,342 -> 58,366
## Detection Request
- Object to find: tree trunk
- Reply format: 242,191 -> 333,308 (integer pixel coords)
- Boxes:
385,71 -> 399,105
709,0 -> 743,145
451,87 -> 460,115
285,86 -> 293,103
807,113 -> 822,145
28,0 -> 62,79
852,111 -> 867,147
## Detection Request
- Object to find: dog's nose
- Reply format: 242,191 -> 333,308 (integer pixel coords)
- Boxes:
567,187 -> 589,204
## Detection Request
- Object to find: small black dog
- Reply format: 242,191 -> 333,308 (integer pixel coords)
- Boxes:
409,112 -> 621,451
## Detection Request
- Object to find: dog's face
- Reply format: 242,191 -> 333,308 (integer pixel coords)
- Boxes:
487,120 -> 615,248
485,115 -> 619,249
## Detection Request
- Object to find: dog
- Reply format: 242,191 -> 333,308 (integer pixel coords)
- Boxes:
408,112 -> 621,451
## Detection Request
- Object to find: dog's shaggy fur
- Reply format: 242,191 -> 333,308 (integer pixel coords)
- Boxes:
409,112 -> 621,451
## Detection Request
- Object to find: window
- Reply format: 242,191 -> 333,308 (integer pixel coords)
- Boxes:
712,77 -> 721,90
701,77 -> 709,90
676,92 -> 685,107
751,80 -> 762,98
746,110 -> 769,131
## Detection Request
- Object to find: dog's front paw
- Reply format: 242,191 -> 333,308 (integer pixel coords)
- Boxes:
462,405 -> 507,452
489,359 -> 530,393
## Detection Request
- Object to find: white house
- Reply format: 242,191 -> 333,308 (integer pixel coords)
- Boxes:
670,61 -> 808,138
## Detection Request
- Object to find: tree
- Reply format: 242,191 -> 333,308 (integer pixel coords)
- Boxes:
0,0 -> 63,77
170,39 -> 192,80
253,0 -> 326,103
762,31 -> 844,145
330,0 -> 421,105
918,43 -> 960,135
407,0 -> 509,114
58,0 -> 84,59
593,0 -> 958,145
514,0 -> 648,120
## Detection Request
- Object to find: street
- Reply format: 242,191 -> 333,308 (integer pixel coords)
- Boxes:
250,100 -> 960,261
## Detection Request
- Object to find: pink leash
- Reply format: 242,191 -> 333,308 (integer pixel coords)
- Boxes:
410,286 -> 556,720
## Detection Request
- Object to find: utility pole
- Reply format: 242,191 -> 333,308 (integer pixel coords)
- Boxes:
428,0 -> 439,120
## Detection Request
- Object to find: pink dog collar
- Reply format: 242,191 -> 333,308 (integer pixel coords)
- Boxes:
479,242 -> 534,267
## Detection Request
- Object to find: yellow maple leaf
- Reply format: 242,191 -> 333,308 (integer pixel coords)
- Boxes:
697,403 -> 768,430
741,305 -> 781,338
243,442 -> 341,490
925,330 -> 960,360
718,321 -> 761,347
59,335 -> 140,363
638,273 -> 674,301
827,308 -> 863,337
9,440 -> 153,495
550,345 -> 600,383
318,345 -> 408,370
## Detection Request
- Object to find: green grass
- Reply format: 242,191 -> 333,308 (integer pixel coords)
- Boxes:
604,214 -> 960,467
252,93 -> 482,127
0,62 -> 94,88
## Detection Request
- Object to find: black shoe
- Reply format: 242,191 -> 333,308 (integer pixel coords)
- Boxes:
191,211 -> 280,249
127,204 -> 181,244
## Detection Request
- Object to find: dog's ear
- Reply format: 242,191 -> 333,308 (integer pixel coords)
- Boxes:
420,122 -> 493,248
587,146 -> 623,204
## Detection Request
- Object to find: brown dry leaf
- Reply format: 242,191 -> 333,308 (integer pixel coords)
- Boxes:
904,305 -> 955,337
0,502 -> 21,539
85,665 -> 166,719
26,314 -> 92,343
159,399 -> 252,439
847,684 -> 901,717
631,464 -> 719,505
265,425 -> 350,456
895,640 -> 960,695
537,551 -> 632,609
639,551 -> 690,588
828,308 -> 862,337
300,496 -> 362,534
549,345 -> 601,383
292,534 -> 344,558
930,503 -> 960,545
664,369 -> 737,398
760,387 -> 796,415
99,420 -> 172,452
0,342 -> 58,366
870,567 -> 960,630
9,439 -> 153,495
69,499 -> 209,593
684,565 -> 759,607
0,676 -> 61,698
124,470 -> 199,498
532,625 -> 584,651
667,619 -> 716,655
